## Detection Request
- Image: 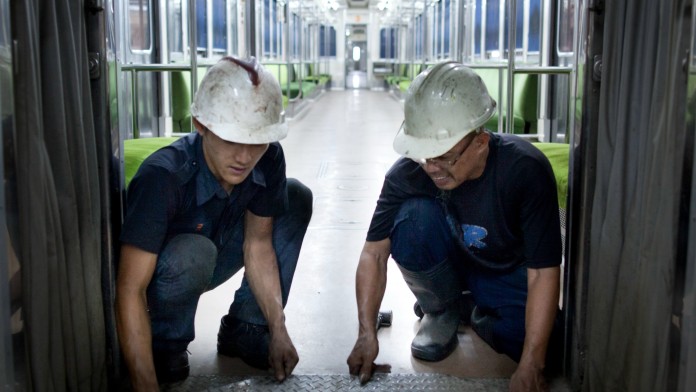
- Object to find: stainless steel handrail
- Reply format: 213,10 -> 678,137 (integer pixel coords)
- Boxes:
464,62 -> 572,137
121,63 -> 216,138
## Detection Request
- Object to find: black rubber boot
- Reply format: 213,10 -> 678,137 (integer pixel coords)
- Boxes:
217,315 -> 271,370
153,350 -> 190,384
470,305 -> 496,348
399,261 -> 462,362
414,290 -> 476,325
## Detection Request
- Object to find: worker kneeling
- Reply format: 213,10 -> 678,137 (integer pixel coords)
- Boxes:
347,61 -> 562,391
117,57 -> 312,389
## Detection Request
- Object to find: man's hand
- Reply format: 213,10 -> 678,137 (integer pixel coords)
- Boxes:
347,333 -> 390,384
268,327 -> 298,382
509,364 -> 548,392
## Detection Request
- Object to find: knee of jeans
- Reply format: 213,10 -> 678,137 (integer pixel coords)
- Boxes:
392,198 -> 445,247
287,178 -> 313,226
159,234 -> 218,290
390,198 -> 451,268
396,197 -> 442,222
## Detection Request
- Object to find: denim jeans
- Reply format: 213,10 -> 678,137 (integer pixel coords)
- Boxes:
147,179 -> 313,354
389,197 -> 536,362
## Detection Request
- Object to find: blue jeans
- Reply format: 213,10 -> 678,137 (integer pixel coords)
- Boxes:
390,197 -> 537,362
147,179 -> 313,354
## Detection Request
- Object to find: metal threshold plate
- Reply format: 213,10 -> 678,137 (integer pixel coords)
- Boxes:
163,373 -> 510,391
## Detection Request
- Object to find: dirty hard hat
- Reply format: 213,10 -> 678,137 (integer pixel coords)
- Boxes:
393,61 -> 496,160
190,56 -> 287,144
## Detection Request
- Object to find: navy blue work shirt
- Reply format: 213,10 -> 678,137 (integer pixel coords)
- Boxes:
120,133 -> 289,254
367,132 -> 562,272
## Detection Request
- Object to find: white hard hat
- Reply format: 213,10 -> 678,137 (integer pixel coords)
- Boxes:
190,56 -> 287,144
393,62 -> 497,160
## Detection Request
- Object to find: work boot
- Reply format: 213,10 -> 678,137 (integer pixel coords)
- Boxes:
414,290 -> 476,325
399,261 -> 462,362
470,305 -> 495,347
217,315 -> 271,370
153,350 -> 189,384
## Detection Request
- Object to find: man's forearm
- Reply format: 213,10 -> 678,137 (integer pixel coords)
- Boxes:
243,241 -> 286,331
116,292 -> 158,390
355,253 -> 388,337
520,266 -> 560,369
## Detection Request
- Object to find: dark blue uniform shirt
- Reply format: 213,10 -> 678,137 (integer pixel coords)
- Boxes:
367,132 -> 562,271
120,133 -> 288,254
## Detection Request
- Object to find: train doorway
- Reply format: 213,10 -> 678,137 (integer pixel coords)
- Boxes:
345,24 -> 368,89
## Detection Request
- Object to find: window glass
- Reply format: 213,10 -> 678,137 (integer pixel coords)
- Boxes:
129,0 -> 152,51
292,13 -> 301,58
484,0 -> 499,54
167,0 -> 183,54
320,25 -> 337,57
436,0 -> 442,57
557,0 -> 575,54
196,0 -> 207,53
444,0 -> 450,56
474,0 -> 481,55
415,14 -> 423,58
264,0 -> 271,55
272,0 -> 278,54
380,28 -> 397,58
529,0 -> 541,52
212,0 -> 228,52
473,0 -> 542,58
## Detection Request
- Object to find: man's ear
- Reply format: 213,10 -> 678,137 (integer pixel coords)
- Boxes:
192,117 -> 205,136
476,131 -> 490,148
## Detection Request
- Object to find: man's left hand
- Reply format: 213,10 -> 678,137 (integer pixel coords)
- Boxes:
268,328 -> 299,382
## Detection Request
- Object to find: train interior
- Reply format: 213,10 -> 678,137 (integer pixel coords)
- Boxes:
2,0 -> 696,391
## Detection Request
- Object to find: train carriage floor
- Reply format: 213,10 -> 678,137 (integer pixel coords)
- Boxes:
175,89 -> 571,391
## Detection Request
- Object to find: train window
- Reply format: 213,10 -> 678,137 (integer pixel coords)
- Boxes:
228,0 -> 239,55
212,0 -> 228,53
168,0 -> 184,55
557,0 -> 575,55
432,0 -> 439,58
291,13 -> 301,58
473,0 -> 541,61
194,0 -> 234,57
196,0 -> 207,54
273,1 -> 281,55
380,28 -> 397,59
129,0 -> 152,52
263,0 -> 284,58
320,25 -> 337,57
488,0 -> 500,57
444,0 -> 450,57
528,0 -> 541,52
428,0 -> 451,59
415,13 -> 424,59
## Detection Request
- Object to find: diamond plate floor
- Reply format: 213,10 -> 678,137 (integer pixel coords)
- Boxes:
162,374 -> 510,391
163,374 -> 571,392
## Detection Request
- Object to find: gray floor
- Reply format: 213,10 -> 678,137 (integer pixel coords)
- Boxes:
186,90 -> 564,389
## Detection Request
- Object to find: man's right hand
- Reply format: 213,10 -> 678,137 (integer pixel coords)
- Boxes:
268,326 -> 299,382
347,333 -> 390,384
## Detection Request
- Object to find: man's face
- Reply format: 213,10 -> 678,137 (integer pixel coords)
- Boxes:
198,126 -> 269,192
417,132 -> 489,190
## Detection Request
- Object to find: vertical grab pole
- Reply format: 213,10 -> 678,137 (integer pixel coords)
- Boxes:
506,0 -> 516,134
189,0 -> 199,99
246,0 -> 257,57
131,69 -> 140,139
